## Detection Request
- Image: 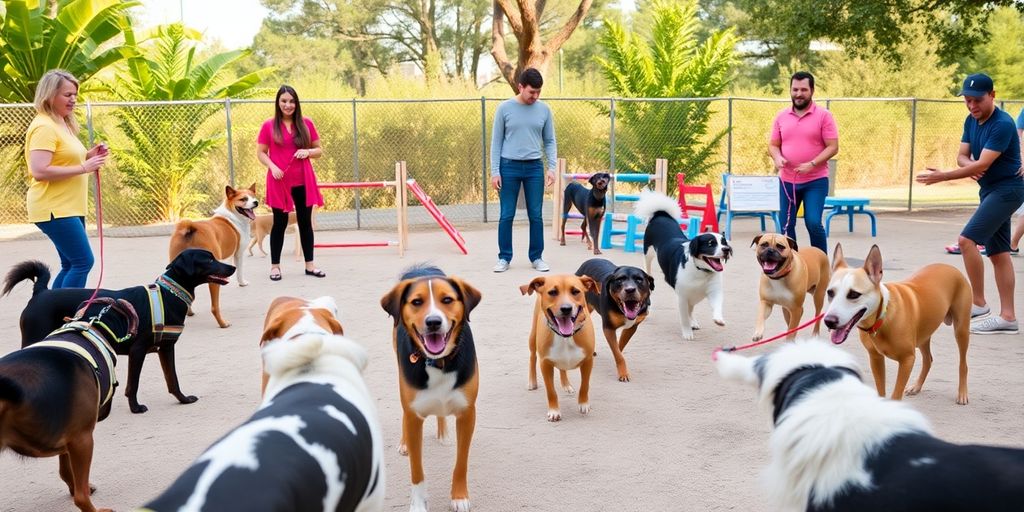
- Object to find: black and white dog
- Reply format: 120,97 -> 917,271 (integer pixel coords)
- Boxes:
142,333 -> 385,512
634,190 -> 731,340
716,338 -> 1024,512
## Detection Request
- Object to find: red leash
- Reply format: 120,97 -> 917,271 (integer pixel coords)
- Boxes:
712,313 -> 824,360
77,163 -> 105,314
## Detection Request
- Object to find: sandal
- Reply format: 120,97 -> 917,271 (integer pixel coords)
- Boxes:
304,268 -> 326,278
270,269 -> 282,281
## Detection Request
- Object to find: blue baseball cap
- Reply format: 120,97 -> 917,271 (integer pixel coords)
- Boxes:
958,73 -> 994,97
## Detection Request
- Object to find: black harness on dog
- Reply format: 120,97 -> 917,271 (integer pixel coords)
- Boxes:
146,274 -> 192,345
772,365 -> 861,425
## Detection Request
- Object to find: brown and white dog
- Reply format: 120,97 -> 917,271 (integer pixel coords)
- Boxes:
168,184 -> 259,328
259,295 -> 344,395
751,233 -> 830,341
380,265 -> 481,512
248,211 -> 296,258
823,244 -> 972,404
520,274 -> 598,421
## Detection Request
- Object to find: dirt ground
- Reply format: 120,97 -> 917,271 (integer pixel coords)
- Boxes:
1,209 -> 1022,511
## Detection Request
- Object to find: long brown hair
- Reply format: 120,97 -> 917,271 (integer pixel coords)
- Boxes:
272,85 -> 311,148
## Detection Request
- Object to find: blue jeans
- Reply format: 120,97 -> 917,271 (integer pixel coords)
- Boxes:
35,215 -> 94,288
779,177 -> 828,254
497,158 -> 544,262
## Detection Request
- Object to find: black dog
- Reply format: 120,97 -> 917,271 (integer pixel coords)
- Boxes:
0,298 -> 136,512
561,172 -> 611,254
575,258 -> 654,382
2,249 -> 235,413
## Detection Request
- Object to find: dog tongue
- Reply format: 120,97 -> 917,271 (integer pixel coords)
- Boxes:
423,332 -> 446,354
706,258 -> 724,272
761,261 -> 779,273
239,208 -> 256,221
554,315 -> 575,336
830,323 -> 853,345
623,301 -> 640,320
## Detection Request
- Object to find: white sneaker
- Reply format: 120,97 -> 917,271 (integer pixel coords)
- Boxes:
532,259 -> 550,272
970,304 -> 990,319
970,316 -> 1019,335
493,259 -> 510,273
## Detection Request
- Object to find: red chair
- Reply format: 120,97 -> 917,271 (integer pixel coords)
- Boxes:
676,173 -> 719,233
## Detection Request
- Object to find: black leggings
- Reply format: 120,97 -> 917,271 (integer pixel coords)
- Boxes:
271,185 -> 315,264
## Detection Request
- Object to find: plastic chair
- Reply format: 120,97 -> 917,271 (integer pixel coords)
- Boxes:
676,174 -> 718,233
824,197 -> 877,237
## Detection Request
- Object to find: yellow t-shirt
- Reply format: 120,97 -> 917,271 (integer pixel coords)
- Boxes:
25,114 -> 89,223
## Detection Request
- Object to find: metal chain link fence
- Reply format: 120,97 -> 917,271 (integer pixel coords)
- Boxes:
1,97 -> 1021,236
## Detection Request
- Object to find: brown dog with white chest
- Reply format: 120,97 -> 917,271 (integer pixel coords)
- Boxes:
824,244 -> 972,404
258,295 -> 344,395
520,274 -> 598,422
168,184 -> 259,328
751,233 -> 830,341
381,265 -> 481,512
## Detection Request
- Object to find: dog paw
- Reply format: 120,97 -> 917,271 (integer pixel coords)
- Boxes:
129,404 -> 148,414
690,319 -> 701,330
547,409 -> 562,422
527,380 -> 537,391
681,330 -> 695,341
451,498 -> 471,512
178,395 -> 198,404
751,333 -> 763,342
956,393 -> 968,405
398,443 -> 409,456
904,385 -> 922,397
618,373 -> 631,382
579,402 -> 590,415
239,280 -> 249,287
409,501 -> 428,512
562,384 -> 576,395
218,320 -> 232,328
714,317 -> 726,326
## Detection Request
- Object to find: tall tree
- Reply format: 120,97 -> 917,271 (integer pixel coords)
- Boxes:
491,0 -> 593,91
0,0 -> 138,102
962,6 -> 1024,99
596,0 -> 737,183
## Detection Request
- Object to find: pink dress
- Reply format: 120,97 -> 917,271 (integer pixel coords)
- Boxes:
257,118 -> 325,211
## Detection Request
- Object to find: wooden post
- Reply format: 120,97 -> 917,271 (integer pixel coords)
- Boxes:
551,158 -> 567,240
654,158 -> 668,195
396,161 -> 408,257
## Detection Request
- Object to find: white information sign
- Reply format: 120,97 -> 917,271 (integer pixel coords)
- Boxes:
727,175 -> 780,212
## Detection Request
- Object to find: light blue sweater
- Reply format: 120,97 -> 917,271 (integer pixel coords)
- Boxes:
490,98 -> 557,176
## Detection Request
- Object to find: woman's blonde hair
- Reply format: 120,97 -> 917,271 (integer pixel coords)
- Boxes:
34,69 -> 80,133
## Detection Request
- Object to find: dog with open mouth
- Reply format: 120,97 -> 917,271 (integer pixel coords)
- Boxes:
168,183 -> 259,328
575,258 -> 654,382
380,265 -> 481,512
750,233 -> 830,342
520,274 -> 599,421
560,172 -> 611,254
824,243 -> 972,404
635,190 -> 732,340
716,338 -> 1024,511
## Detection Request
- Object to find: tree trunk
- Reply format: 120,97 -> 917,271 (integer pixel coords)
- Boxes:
491,0 -> 593,93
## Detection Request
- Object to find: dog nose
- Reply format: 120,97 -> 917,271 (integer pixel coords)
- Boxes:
624,286 -> 637,294
559,304 -> 574,316
425,315 -> 442,331
823,315 -> 839,329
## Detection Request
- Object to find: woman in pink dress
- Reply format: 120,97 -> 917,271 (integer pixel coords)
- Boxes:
257,85 -> 326,280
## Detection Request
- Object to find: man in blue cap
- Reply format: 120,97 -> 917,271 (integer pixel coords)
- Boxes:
917,73 -> 1024,335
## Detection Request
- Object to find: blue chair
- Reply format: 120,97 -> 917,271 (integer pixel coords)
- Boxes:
824,197 -> 877,237
717,173 -> 782,240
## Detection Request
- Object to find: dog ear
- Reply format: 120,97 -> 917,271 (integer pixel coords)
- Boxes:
225,184 -> 236,197
750,234 -> 763,248
380,279 -> 414,326
519,277 -> 546,296
715,351 -> 760,385
863,245 -> 884,285
448,277 -> 482,320
249,182 -> 258,194
588,174 -> 600,187
645,272 -> 655,291
260,319 -> 286,345
831,243 -> 847,271
786,236 -> 799,252
579,275 -> 600,294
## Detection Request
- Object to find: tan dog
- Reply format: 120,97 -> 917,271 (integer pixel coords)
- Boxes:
258,295 -> 344,395
824,244 -> 972,404
168,184 -> 259,328
520,274 -> 598,422
751,234 -> 830,341
380,265 -> 481,512
248,208 -> 317,259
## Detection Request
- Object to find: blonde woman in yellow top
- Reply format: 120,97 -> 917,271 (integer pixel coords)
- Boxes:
25,69 -> 108,288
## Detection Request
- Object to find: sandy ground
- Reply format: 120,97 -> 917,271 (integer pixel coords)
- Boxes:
1,209 -> 1022,512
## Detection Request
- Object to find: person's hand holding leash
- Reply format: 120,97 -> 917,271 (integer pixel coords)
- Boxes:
491,175 -> 501,190
794,161 -> 815,174
545,169 -> 555,188
294,149 -> 310,159
915,167 -> 945,185
82,154 -> 106,174
87,142 -> 108,159
773,156 -> 788,173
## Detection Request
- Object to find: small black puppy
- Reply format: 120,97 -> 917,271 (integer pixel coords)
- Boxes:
561,172 -> 611,254
2,249 -> 235,413
575,258 -> 654,382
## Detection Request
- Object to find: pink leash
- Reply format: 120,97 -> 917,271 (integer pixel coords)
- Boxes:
77,164 -> 106,314
711,313 -> 824,361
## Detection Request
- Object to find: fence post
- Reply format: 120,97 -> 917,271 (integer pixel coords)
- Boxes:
225,98 -> 235,187
352,98 -> 361,229
609,98 -> 616,211
727,97 -> 733,175
481,96 -> 488,222
907,98 -> 917,212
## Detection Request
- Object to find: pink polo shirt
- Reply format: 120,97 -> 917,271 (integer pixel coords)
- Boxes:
770,102 -> 838,184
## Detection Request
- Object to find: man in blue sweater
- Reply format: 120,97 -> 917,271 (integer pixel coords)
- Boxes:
490,68 -> 557,273
917,73 -> 1024,335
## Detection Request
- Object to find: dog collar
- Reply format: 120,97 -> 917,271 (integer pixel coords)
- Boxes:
408,346 -> 458,369
156,274 -> 194,306
858,296 -> 888,336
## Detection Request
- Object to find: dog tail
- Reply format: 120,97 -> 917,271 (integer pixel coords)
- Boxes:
1,260 -> 51,297
633,190 -> 682,222
174,220 -> 198,242
0,374 -> 23,406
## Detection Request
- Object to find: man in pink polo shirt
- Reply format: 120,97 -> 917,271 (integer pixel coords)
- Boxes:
769,71 -> 840,253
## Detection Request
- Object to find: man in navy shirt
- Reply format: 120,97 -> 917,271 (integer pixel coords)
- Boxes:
917,73 -> 1024,335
